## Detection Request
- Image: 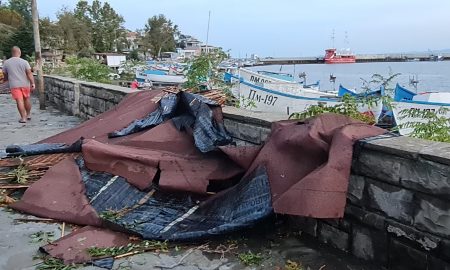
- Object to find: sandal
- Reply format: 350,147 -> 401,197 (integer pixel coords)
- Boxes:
19,119 -> 27,123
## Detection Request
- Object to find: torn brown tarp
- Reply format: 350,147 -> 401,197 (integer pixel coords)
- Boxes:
12,158 -> 101,226
248,116 -> 385,217
13,90 -> 385,218
41,226 -> 132,264
40,90 -> 162,145
9,89 -> 386,264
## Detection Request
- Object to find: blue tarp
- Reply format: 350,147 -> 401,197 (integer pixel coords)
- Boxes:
77,158 -> 273,241
5,139 -> 83,157
108,91 -> 231,153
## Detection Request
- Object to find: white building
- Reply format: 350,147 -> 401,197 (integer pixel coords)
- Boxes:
200,45 -> 221,54
93,53 -> 126,68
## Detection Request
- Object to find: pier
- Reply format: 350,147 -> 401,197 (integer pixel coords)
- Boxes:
259,53 -> 450,65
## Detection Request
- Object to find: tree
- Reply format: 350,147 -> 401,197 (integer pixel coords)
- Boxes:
73,0 -> 125,52
7,0 -> 31,23
0,23 -> 16,58
128,49 -> 139,61
56,8 -> 92,55
143,15 -> 179,58
2,24 -> 34,58
39,17 -> 62,49
184,50 -> 228,92
0,8 -> 24,28
65,57 -> 111,83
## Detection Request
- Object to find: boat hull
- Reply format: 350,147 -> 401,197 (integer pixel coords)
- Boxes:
136,71 -> 186,84
325,58 -> 356,64
239,81 -> 383,120
392,101 -> 450,135
239,68 -> 294,84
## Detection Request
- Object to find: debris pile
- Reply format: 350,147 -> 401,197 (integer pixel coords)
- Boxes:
0,88 -> 385,268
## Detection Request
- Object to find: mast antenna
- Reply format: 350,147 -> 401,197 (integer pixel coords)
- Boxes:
206,10 -> 211,50
331,29 -> 335,48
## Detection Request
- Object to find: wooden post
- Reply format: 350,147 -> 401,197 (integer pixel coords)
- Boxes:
31,0 -> 45,110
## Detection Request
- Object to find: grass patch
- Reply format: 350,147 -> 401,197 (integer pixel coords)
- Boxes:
36,257 -> 77,270
7,157 -> 29,184
238,251 -> 263,266
87,240 -> 169,258
99,209 -> 122,222
29,231 -> 55,244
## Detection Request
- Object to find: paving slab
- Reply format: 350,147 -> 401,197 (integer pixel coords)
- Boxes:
0,95 -> 81,149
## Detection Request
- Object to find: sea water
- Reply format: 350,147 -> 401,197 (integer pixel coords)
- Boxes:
252,61 -> 450,93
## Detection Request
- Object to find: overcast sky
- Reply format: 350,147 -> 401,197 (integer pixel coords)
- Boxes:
36,0 -> 450,57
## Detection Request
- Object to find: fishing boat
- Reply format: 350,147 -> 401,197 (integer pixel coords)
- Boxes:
392,84 -> 450,135
239,68 -> 295,84
257,71 -> 295,82
228,68 -> 332,98
338,85 -> 384,97
324,48 -> 356,64
136,69 -> 186,85
236,79 -> 383,120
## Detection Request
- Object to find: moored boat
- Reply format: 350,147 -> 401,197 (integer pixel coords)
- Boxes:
324,48 -> 356,64
227,68 -> 333,99
136,69 -> 186,85
392,84 -> 450,135
239,68 -> 296,84
237,79 -> 384,120
338,84 -> 384,97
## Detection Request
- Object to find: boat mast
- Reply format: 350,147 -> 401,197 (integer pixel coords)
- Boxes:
331,29 -> 335,49
205,10 -> 211,52
344,31 -> 350,53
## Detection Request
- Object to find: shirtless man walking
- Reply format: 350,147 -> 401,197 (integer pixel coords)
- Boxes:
3,46 -> 35,123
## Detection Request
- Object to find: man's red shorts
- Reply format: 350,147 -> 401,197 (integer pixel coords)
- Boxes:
11,87 -> 31,100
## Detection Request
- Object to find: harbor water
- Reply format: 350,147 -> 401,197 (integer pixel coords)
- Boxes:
251,61 -> 450,93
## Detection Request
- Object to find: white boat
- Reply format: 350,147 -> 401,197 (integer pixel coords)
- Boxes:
392,84 -> 450,135
261,82 -> 335,99
227,69 -> 331,99
239,68 -> 295,84
136,70 -> 186,84
238,80 -> 384,120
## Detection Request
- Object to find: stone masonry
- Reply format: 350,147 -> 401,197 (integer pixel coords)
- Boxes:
43,75 -> 450,270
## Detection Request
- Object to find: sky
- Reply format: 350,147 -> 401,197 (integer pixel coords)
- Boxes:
36,0 -> 450,57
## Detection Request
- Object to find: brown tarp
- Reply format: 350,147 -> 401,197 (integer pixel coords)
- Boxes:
41,226 -> 132,264
10,89 -> 385,263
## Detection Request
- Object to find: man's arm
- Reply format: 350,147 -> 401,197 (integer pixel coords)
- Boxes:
2,71 -> 8,82
26,69 -> 35,90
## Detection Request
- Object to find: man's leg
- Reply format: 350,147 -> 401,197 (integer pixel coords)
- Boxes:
15,98 -> 27,122
24,96 -> 32,119
11,88 -> 27,122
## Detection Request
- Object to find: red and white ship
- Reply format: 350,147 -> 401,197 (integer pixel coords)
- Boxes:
324,48 -> 356,64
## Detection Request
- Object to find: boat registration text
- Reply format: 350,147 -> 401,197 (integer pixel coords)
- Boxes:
248,89 -> 278,106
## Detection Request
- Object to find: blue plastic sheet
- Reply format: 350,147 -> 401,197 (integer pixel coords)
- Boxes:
77,158 -> 273,241
5,138 -> 83,157
108,92 -> 231,153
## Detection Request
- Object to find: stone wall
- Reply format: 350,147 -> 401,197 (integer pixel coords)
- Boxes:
223,109 -> 450,270
44,75 -> 131,119
43,75 -> 450,269
344,137 -> 450,270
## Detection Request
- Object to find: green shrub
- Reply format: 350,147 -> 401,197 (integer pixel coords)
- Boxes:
65,57 -> 111,83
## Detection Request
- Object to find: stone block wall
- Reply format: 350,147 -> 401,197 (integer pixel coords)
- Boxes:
44,76 -> 131,119
339,137 -> 450,270
44,76 -> 78,115
43,76 -> 450,269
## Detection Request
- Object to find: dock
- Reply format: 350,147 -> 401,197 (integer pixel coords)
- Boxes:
259,53 -> 450,65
